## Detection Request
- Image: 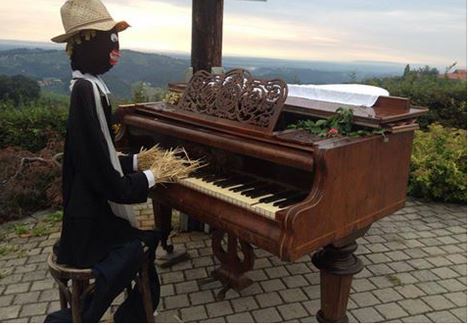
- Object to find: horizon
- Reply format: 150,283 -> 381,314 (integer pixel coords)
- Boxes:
0,0 -> 466,70
0,38 -> 464,72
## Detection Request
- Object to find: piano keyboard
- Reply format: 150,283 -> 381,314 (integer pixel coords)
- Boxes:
178,170 -> 308,219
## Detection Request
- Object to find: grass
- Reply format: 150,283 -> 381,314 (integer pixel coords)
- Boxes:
28,211 -> 63,237
0,270 -> 10,279
0,243 -> 22,257
46,210 -> 63,224
12,223 -> 30,236
386,274 -> 403,286
31,223 -> 51,237
0,242 -> 26,259
5,210 -> 63,239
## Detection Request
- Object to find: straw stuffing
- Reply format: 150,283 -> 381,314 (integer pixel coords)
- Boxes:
139,145 -> 203,184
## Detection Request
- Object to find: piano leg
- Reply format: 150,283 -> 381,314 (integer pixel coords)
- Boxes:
312,241 -> 363,323
152,200 -> 190,268
210,229 -> 255,300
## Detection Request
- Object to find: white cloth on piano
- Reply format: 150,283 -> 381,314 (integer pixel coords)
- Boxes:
287,84 -> 389,107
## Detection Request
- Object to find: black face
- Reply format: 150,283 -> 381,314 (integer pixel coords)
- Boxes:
71,29 -> 120,75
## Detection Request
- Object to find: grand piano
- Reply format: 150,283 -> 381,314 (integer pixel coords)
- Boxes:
116,69 -> 427,322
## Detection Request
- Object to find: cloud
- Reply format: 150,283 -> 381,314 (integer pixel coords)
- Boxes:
0,0 -> 466,67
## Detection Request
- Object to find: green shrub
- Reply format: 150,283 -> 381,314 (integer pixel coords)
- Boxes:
0,103 -> 68,152
0,75 -> 40,105
408,123 -> 466,203
365,66 -> 466,129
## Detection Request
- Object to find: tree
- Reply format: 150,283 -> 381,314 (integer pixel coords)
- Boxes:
364,65 -> 466,129
444,61 -> 458,77
291,74 -> 301,84
348,71 -> 357,82
0,75 -> 40,105
403,64 -> 411,78
132,82 -> 147,103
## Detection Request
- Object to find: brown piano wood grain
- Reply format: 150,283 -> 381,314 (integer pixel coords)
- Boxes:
149,183 -> 282,257
133,103 -> 317,152
278,131 -> 414,260
374,95 -> 410,111
284,96 -> 427,127
175,69 -> 288,135
123,114 -> 314,171
117,69 -> 426,322
145,129 -> 415,265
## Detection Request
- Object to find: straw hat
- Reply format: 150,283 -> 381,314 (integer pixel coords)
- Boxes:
51,0 -> 129,43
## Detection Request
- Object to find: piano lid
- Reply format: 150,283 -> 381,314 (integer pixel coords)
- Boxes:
135,70 -> 427,144
165,71 -> 427,130
284,95 -> 427,128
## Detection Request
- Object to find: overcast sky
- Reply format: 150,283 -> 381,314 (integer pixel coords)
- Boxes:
0,0 -> 466,68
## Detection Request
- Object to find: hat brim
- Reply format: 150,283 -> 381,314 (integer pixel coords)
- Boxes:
51,20 -> 130,43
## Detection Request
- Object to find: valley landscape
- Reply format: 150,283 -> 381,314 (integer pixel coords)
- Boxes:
0,39 -> 406,99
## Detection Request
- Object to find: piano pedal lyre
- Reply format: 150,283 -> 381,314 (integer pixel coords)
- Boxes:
198,229 -> 254,300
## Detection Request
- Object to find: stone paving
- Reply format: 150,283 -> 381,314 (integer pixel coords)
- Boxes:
0,198 -> 466,322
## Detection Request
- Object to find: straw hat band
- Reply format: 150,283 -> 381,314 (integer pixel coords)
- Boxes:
67,17 -> 114,33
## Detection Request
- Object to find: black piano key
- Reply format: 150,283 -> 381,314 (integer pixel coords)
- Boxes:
253,189 -> 285,199
212,177 -> 233,186
230,181 -> 264,193
242,184 -> 280,198
240,183 -> 271,196
259,190 -> 297,203
190,169 -> 211,178
230,179 -> 260,193
195,169 -> 215,178
229,181 -> 259,193
213,175 -> 252,188
273,192 -> 308,207
202,173 -> 225,182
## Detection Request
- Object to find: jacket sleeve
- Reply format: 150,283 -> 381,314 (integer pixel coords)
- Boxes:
70,79 -> 149,204
118,154 -> 134,174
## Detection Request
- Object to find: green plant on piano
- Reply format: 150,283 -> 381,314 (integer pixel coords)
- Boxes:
163,91 -> 182,105
289,107 -> 385,138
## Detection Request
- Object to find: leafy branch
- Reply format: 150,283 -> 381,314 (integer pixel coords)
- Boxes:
288,107 -> 385,138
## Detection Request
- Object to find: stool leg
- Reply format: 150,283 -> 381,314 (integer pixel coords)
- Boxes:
58,279 -> 68,309
139,259 -> 155,322
71,279 -> 82,322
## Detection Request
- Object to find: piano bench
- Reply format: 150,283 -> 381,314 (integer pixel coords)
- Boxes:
47,247 -> 154,322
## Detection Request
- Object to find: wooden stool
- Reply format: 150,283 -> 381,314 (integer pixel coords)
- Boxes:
47,248 -> 154,322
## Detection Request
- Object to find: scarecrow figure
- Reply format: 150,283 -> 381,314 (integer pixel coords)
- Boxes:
46,0 -> 161,321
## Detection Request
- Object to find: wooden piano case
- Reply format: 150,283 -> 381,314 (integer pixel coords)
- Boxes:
116,69 -> 427,322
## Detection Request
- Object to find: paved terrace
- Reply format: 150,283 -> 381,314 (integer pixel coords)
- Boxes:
0,198 -> 466,323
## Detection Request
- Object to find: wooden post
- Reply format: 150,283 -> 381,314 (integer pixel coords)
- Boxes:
191,0 -> 224,72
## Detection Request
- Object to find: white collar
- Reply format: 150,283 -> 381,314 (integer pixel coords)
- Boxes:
70,70 -> 111,95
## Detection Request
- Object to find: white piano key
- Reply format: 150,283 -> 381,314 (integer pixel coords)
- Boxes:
178,176 -> 297,220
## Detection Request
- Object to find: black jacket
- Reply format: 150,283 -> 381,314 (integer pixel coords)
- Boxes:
57,78 -> 150,268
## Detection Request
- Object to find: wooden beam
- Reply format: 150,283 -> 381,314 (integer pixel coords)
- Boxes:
191,0 -> 224,72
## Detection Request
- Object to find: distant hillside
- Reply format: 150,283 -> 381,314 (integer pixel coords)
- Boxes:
0,48 -> 189,98
244,66 -> 352,84
0,46 -> 404,99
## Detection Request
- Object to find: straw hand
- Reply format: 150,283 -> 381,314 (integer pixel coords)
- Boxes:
147,147 -> 203,184
137,145 -> 163,171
